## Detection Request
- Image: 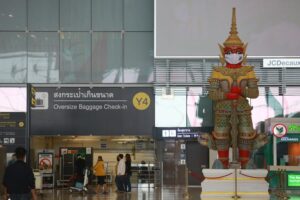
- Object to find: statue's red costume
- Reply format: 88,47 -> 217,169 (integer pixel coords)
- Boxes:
199,8 -> 267,169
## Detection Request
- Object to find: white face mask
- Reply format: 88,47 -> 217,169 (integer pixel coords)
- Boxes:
225,53 -> 243,64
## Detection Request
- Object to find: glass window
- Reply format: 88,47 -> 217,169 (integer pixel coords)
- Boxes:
283,96 -> 300,118
60,32 -> 91,83
0,32 -> 26,83
92,0 -> 123,31
60,0 -> 91,31
124,0 -> 153,31
28,0 -> 59,31
155,87 -> 187,127
187,87 -> 213,127
250,87 -> 283,129
124,32 -> 153,83
0,0 -> 26,30
28,32 -> 59,83
92,32 -> 122,83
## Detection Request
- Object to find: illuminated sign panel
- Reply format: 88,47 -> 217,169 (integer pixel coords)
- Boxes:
155,127 -> 213,140
288,174 -> 300,187
288,124 -> 300,132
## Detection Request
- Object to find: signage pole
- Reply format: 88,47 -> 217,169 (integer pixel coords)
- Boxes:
26,83 -> 31,164
273,136 -> 277,166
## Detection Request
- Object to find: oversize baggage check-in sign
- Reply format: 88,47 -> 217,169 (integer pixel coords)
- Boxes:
31,87 -> 154,135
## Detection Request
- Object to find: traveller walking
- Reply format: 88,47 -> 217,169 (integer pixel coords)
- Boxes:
3,147 -> 37,200
124,154 -> 132,192
116,154 -> 125,192
93,156 -> 108,194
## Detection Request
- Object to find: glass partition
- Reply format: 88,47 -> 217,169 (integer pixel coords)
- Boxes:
92,0 -> 123,31
60,0 -> 91,31
0,0 -> 26,30
92,32 -> 122,83
60,32 -> 91,83
28,0 -> 59,31
28,32 -> 59,83
124,32 -> 153,83
0,0 -> 154,83
0,32 -> 27,83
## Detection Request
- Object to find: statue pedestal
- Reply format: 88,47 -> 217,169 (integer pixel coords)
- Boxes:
201,169 -> 269,199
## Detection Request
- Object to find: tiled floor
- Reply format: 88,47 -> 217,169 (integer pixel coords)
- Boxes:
0,187 -> 300,200
3,186 -> 300,199
34,186 -> 200,200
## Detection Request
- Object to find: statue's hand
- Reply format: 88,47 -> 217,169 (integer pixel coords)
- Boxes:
198,133 -> 217,150
226,92 -> 239,100
230,86 -> 241,94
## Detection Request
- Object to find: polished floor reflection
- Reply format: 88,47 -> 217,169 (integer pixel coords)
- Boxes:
35,186 -> 199,200
7,186 -> 300,200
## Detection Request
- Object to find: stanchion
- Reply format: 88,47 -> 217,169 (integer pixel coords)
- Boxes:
184,165 -> 189,200
274,169 -> 289,199
230,96 -> 241,199
230,162 -> 241,199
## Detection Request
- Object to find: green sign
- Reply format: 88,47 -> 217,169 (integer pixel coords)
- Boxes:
288,174 -> 300,187
288,124 -> 300,132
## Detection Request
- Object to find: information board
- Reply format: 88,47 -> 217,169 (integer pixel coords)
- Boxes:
31,87 -> 154,135
155,127 -> 213,140
288,174 -> 300,187
0,112 -> 26,152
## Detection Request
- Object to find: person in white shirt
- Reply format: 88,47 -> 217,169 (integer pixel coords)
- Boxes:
116,154 -> 125,192
116,154 -> 126,192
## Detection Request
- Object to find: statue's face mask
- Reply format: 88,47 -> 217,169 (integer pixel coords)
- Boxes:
224,46 -> 244,65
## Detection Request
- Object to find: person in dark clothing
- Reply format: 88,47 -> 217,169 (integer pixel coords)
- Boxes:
124,154 -> 132,192
74,154 -> 86,183
3,147 -> 37,200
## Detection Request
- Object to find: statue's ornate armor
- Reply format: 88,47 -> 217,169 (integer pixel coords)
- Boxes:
209,66 -> 259,152
199,8 -> 267,169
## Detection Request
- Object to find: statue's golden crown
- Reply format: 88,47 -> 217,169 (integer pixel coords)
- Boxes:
223,7 -> 244,47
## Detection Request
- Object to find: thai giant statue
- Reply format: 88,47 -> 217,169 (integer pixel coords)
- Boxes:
199,8 -> 267,169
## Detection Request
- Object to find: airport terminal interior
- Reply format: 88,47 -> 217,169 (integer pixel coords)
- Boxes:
1,0 -> 300,199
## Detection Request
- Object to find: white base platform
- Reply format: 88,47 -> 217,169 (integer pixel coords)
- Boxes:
201,169 -> 269,200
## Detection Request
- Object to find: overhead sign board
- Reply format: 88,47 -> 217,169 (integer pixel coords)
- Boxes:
0,112 -> 26,152
155,127 -> 213,140
31,87 -> 154,135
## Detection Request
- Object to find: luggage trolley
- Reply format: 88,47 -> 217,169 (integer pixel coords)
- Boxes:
69,168 -> 89,193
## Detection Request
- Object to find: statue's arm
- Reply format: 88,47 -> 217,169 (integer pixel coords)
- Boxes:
240,69 -> 259,98
208,78 -> 226,100
244,78 -> 259,98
